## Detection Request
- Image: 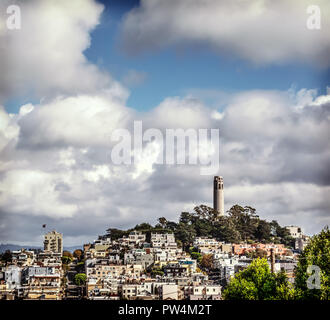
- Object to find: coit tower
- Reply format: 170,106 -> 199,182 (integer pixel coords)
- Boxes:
213,176 -> 224,216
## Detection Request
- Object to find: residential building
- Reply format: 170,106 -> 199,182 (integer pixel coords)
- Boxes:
44,230 -> 63,254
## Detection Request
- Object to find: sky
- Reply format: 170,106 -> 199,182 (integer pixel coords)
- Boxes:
0,0 -> 329,246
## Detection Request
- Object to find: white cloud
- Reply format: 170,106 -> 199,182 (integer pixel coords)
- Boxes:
120,0 -> 330,66
0,87 -> 329,245
0,0 -> 128,101
0,0 -> 329,245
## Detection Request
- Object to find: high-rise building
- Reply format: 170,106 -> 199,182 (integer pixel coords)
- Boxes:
213,176 -> 224,216
44,230 -> 63,254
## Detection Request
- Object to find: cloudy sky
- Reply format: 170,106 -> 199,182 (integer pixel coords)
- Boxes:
0,0 -> 329,246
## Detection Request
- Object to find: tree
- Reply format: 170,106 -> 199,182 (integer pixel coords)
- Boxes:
200,254 -> 213,269
270,220 -> 295,246
62,251 -> 73,258
106,228 -> 128,240
179,212 -> 192,224
190,251 -> 202,263
134,222 -> 153,231
74,273 -> 87,286
223,258 -> 294,300
294,227 -> 330,300
192,205 -> 218,222
228,205 -> 259,242
212,217 -> 241,243
174,222 -> 196,250
1,250 -> 12,264
151,267 -> 164,277
255,220 -> 272,242
158,217 -> 167,228
62,255 -> 72,265
73,249 -> 83,261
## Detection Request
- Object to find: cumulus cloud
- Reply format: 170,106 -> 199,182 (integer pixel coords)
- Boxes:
0,0 -> 329,246
0,0 -> 127,102
119,0 -> 330,66
0,88 -> 329,245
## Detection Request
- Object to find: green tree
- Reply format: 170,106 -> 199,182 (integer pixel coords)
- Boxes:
134,222 -> 153,231
175,223 -> 196,250
74,273 -> 87,286
223,258 -> 294,300
255,220 -> 272,242
151,267 -> 164,277
190,251 -> 202,263
294,227 -> 330,300
228,205 -> 259,241
270,220 -> 295,246
192,205 -> 218,222
106,228 -> 128,240
61,255 -> 72,265
212,217 -> 241,243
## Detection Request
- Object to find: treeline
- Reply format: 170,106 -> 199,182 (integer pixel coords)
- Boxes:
105,204 -> 295,250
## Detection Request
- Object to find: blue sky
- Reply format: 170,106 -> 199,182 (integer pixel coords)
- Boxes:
5,0 -> 329,113
83,0 -> 329,111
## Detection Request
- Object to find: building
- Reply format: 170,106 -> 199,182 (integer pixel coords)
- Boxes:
160,284 -> 179,300
22,266 -> 62,300
128,231 -> 146,245
164,263 -> 187,277
189,285 -> 221,300
44,230 -> 63,254
213,176 -> 224,216
193,237 -> 222,253
151,233 -> 177,248
11,249 -> 35,267
232,243 -> 286,256
285,226 -> 302,239
295,236 -> 310,251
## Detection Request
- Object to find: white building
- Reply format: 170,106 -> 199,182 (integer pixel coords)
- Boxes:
151,233 -> 177,248
44,230 -> 63,254
285,226 -> 302,239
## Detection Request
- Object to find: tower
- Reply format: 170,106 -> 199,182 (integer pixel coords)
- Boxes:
213,176 -> 224,216
44,230 -> 63,254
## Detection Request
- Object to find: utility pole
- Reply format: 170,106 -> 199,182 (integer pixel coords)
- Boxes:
270,248 -> 275,273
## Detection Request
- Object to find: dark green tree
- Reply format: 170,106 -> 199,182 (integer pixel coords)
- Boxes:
158,217 -> 167,228
1,250 -> 12,264
294,227 -> 330,300
255,220 -> 272,242
227,205 -> 259,241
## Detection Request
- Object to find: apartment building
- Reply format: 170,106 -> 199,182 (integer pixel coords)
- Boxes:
151,233 -> 177,248
44,230 -> 63,254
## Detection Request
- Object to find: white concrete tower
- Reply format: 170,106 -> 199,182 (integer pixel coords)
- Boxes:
213,176 -> 224,216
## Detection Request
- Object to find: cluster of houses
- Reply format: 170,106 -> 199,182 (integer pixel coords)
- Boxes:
0,250 -> 63,300
0,225 -> 309,300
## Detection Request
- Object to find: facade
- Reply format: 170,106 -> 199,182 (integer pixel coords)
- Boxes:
295,236 -> 310,251
213,176 -> 224,216
44,230 -> 63,254
232,243 -> 286,256
151,233 -> 177,248
286,226 -> 302,239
